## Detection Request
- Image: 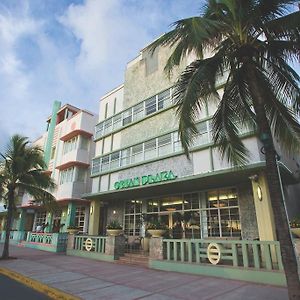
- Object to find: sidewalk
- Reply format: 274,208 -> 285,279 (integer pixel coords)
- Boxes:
0,244 -> 288,300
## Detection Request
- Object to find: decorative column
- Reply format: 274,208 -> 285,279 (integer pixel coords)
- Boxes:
66,202 -> 76,228
88,200 -> 101,235
45,212 -> 53,233
105,235 -> 126,259
251,172 -> 277,241
149,237 -> 164,260
17,210 -> 26,232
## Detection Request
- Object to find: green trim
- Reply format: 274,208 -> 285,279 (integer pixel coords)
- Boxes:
84,161 -> 266,199
66,249 -> 115,262
44,101 -> 61,167
94,83 -> 225,142
149,260 -> 286,286
91,131 -> 256,178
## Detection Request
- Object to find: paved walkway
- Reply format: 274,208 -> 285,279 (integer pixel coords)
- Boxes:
0,245 -> 288,300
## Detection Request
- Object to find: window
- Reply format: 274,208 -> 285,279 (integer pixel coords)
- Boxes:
144,139 -> 157,160
123,109 -> 132,126
145,96 -> 156,115
204,189 -> 240,237
104,119 -> 112,135
133,103 -> 144,122
195,122 -> 209,145
63,137 -> 78,154
35,211 -> 46,227
59,167 -> 74,184
110,151 -> 120,169
95,123 -> 104,139
101,155 -> 109,172
131,144 -> 143,163
158,89 -> 171,110
75,206 -> 86,232
92,157 -> 100,174
158,134 -> 172,156
124,200 -> 142,236
121,148 -> 130,166
80,136 -> 89,150
76,168 -> 86,182
113,114 -> 122,131
50,147 -> 56,160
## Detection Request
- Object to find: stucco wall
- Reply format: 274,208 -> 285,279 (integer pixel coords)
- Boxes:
238,183 -> 259,240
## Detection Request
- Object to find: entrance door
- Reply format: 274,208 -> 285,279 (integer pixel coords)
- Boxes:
25,214 -> 34,231
98,206 -> 107,235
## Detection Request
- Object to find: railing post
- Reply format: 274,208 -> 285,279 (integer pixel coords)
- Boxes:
67,233 -> 75,250
105,235 -> 125,259
149,237 -> 164,260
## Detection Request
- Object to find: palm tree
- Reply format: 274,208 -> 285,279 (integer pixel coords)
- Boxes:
151,0 -> 300,298
0,135 -> 56,259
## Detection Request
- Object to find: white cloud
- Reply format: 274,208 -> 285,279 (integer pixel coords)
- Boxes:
0,0 -> 199,152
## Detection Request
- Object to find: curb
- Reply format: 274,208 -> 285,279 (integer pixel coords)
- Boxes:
0,267 -> 80,300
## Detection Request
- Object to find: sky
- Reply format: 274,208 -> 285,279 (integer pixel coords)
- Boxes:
0,0 -> 201,152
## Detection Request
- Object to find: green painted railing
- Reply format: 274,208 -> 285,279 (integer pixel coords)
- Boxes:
0,231 -> 26,242
163,239 -> 283,271
73,235 -> 106,253
26,232 -> 68,252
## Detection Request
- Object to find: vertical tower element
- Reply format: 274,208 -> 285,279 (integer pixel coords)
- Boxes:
44,101 -> 61,167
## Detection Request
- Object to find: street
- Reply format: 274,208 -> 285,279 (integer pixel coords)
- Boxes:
0,273 -> 50,300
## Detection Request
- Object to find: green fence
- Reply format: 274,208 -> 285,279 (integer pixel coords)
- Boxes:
24,232 -> 68,252
163,239 -> 283,271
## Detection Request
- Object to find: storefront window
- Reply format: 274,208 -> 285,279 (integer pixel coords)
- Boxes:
124,200 -> 142,236
75,206 -> 86,232
205,189 -> 241,237
137,189 -> 241,239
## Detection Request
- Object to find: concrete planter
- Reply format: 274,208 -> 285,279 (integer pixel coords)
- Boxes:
106,229 -> 123,236
148,229 -> 166,238
291,228 -> 300,238
67,228 -> 79,235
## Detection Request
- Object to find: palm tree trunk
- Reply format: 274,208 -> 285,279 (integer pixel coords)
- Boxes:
1,189 -> 14,259
248,66 -> 300,299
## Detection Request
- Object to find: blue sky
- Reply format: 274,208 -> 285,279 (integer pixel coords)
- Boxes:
0,0 -> 201,151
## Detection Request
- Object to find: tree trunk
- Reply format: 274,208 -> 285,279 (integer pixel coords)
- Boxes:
248,65 -> 300,299
1,189 -> 14,259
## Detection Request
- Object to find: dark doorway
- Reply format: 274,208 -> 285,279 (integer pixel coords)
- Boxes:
25,214 -> 34,231
98,206 -> 107,235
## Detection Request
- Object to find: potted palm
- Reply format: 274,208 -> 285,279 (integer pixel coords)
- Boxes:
290,217 -> 300,238
106,220 -> 123,236
147,220 -> 168,238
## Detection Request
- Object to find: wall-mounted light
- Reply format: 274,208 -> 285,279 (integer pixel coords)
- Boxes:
67,208 -> 71,216
113,210 -> 116,215
90,205 -> 94,215
48,212 -> 51,217
62,212 -> 66,217
257,185 -> 263,201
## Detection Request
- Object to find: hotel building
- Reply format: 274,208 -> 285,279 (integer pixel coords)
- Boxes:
7,102 -> 97,249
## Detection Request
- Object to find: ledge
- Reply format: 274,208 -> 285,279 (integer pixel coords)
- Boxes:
60,129 -> 93,142
55,161 -> 89,171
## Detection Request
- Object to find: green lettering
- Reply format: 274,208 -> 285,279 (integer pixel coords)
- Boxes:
155,173 -> 162,182
142,176 -> 148,185
161,171 -> 168,181
114,182 -> 120,190
168,170 -> 177,180
134,177 -> 140,186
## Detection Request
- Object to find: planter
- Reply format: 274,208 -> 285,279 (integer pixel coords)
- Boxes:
67,228 -> 79,235
107,229 -> 123,236
148,229 -> 166,238
291,228 -> 300,238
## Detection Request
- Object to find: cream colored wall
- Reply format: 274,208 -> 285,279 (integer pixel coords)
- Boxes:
251,172 -> 277,241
